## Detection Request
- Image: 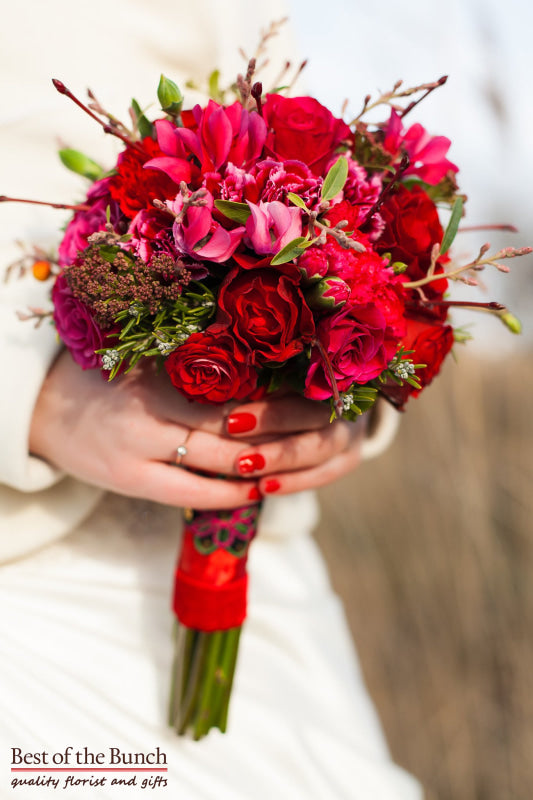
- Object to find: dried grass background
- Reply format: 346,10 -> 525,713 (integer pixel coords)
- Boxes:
315,351 -> 533,800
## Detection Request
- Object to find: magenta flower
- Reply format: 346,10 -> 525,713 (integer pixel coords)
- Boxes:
151,101 -> 266,175
383,109 -> 458,185
58,177 -> 120,266
52,272 -> 107,370
304,304 -> 391,400
127,208 -> 208,279
207,163 -> 258,203
170,190 -> 245,263
252,159 -> 322,207
127,207 -> 177,263
245,201 -> 302,256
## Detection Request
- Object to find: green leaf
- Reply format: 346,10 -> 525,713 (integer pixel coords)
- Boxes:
440,196 -> 464,255
131,98 -> 154,139
321,156 -> 349,202
157,74 -> 183,114
270,237 -> 310,266
267,369 -> 286,394
214,199 -> 251,224
287,192 -> 309,211
58,149 -> 104,181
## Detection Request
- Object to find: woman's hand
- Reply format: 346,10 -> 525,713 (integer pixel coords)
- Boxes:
227,395 -> 367,497
29,350 -> 260,509
30,350 -> 367,509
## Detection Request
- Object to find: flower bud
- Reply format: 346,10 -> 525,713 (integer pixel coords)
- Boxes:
32,260 -> 51,281
157,74 -> 183,115
500,311 -> 522,334
305,276 -> 350,310
58,149 -> 103,181
297,247 -> 328,284
391,261 -> 408,274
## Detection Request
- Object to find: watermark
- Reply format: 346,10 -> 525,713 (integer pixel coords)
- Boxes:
10,748 -> 168,791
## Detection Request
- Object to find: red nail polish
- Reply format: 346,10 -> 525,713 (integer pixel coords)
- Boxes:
227,412 -> 257,434
263,479 -> 281,494
248,487 -> 262,501
237,453 -> 266,475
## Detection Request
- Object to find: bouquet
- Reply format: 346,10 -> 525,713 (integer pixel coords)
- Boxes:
3,45 -> 529,739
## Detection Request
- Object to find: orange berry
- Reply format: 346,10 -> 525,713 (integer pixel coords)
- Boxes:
32,260 -> 52,281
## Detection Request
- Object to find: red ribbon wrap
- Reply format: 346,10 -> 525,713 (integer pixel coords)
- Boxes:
173,528 -> 250,632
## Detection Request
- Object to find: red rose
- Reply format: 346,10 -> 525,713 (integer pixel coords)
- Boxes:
305,304 -> 392,401
109,137 -> 187,218
376,184 -> 447,295
380,317 -> 455,409
214,267 -> 315,364
164,329 -> 257,404
263,94 -> 351,175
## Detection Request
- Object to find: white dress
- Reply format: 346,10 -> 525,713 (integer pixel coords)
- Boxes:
0,3 -> 419,797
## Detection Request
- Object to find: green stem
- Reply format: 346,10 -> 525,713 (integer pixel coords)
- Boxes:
217,627 -> 242,733
193,631 -> 224,740
178,631 -> 208,734
167,622 -> 185,727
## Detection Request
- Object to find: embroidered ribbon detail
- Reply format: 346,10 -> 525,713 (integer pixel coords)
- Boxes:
172,505 -> 260,631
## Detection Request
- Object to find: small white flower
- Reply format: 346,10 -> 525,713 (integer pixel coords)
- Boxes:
157,341 -> 175,355
102,349 -> 120,371
390,359 -> 415,380
342,393 -> 354,411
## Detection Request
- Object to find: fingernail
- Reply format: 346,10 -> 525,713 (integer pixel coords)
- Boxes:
237,453 -> 266,475
248,486 -> 262,501
263,479 -> 281,494
227,412 -> 257,434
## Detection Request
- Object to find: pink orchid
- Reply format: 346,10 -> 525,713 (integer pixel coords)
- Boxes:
170,190 -> 244,263
245,201 -> 302,256
383,109 -> 458,185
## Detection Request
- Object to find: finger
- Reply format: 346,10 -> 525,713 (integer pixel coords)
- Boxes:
226,394 -> 331,438
256,442 -> 363,497
233,419 -> 363,476
153,427 -> 257,475
113,459 -> 261,509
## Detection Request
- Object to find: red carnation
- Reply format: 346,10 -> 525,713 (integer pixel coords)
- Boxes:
109,137 -> 187,218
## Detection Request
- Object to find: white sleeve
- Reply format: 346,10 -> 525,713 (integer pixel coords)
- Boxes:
0,0 -> 294,561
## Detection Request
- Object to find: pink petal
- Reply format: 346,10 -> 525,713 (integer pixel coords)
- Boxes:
143,157 -> 191,184
155,119 -> 181,156
206,106 -> 233,170
175,127 -> 203,161
197,225 -> 244,262
246,202 -> 273,254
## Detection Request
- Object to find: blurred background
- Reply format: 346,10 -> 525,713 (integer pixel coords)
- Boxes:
316,354 -> 533,799
286,1 -> 533,797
